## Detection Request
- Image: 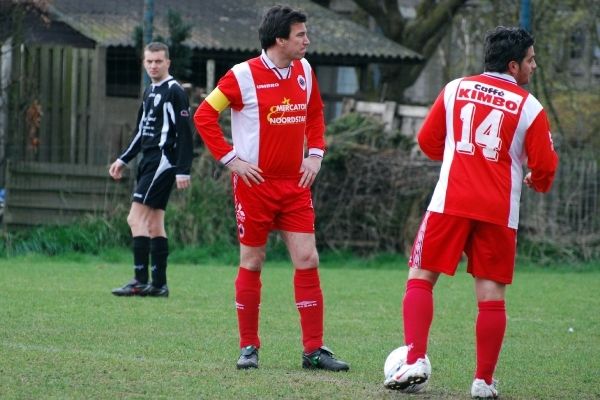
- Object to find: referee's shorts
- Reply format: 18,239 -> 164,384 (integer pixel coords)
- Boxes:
132,151 -> 176,210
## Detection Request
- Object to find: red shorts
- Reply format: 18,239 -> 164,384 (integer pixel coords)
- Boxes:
232,174 -> 315,246
409,211 -> 517,284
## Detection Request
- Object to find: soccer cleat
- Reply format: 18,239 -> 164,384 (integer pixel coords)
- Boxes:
236,345 -> 259,369
139,283 -> 169,297
111,279 -> 147,296
384,358 -> 430,391
471,378 -> 499,399
302,346 -> 349,371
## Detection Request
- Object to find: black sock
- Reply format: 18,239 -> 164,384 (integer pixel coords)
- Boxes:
132,236 -> 150,284
150,237 -> 169,287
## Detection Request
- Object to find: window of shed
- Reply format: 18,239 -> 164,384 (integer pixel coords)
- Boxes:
570,29 -> 584,59
316,66 -> 358,122
106,47 -> 141,98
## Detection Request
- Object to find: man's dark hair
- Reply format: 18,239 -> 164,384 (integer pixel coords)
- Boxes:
145,42 -> 170,59
258,4 -> 307,50
484,26 -> 535,73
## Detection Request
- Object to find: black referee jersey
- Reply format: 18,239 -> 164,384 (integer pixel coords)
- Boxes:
118,76 -> 194,177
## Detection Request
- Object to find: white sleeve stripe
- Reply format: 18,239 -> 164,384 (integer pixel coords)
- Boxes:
231,62 -> 260,166
220,150 -> 237,166
300,58 -> 312,100
308,148 -> 324,157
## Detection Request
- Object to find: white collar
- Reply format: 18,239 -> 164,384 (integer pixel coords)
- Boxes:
151,75 -> 173,88
482,71 -> 517,84
260,50 -> 292,79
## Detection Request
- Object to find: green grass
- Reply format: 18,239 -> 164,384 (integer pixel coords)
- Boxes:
0,253 -> 599,399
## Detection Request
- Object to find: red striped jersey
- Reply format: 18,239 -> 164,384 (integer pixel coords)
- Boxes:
194,53 -> 325,178
419,72 -> 558,228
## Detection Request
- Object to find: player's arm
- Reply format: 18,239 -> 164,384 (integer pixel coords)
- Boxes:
118,102 -> 145,165
110,102 -> 143,179
194,75 -> 263,187
169,88 -> 193,190
417,89 -> 447,161
524,109 -> 558,193
193,80 -> 236,165
304,68 -> 326,158
109,159 -> 125,180
172,89 -> 194,177
299,69 -> 325,188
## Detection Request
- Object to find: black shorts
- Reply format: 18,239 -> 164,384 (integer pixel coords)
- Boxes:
133,151 -> 176,210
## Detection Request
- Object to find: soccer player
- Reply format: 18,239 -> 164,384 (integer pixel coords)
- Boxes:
194,5 -> 349,371
383,27 -> 558,398
109,42 -> 194,298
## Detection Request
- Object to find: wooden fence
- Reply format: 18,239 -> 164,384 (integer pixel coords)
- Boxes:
4,45 -> 101,171
2,161 -> 132,229
2,154 -> 599,261
339,99 -> 600,260
520,155 -> 600,260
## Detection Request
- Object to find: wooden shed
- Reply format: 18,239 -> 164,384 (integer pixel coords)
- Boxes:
0,0 -> 422,228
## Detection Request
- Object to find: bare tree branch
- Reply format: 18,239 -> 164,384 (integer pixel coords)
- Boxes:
352,0 -> 406,39
405,0 -> 468,55
339,0 -> 469,101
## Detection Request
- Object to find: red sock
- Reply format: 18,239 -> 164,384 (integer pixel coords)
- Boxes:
475,300 -> 506,384
294,268 -> 324,353
235,267 -> 262,349
403,278 -> 434,364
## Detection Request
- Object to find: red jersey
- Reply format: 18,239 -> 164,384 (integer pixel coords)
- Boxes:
419,72 -> 558,228
194,53 -> 326,178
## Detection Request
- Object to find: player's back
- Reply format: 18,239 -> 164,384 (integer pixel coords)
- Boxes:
425,72 -> 546,228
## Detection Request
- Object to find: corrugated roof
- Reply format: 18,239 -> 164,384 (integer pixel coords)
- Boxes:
47,0 -> 423,62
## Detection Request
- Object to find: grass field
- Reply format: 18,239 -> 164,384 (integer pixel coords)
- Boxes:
0,252 -> 599,399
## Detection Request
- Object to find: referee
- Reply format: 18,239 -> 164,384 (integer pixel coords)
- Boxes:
109,42 -> 193,298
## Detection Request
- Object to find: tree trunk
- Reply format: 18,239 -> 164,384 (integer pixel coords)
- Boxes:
351,0 -> 469,101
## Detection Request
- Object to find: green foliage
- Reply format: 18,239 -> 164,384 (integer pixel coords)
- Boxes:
550,92 -> 600,156
0,163 -> 240,258
164,8 -> 193,80
0,208 -> 131,257
0,0 -> 19,44
449,0 -> 600,155
0,258 -> 599,398
516,234 -> 600,267
0,113 -> 423,260
165,159 -> 296,264
133,24 -> 143,57
4,108 -> 595,262
133,7 -> 193,81
325,113 -> 415,154
165,164 -> 237,249
314,113 -> 431,255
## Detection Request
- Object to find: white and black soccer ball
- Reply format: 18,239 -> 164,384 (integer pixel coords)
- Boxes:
384,345 -> 431,393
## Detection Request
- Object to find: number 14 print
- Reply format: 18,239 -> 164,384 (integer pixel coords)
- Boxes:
456,103 -> 504,162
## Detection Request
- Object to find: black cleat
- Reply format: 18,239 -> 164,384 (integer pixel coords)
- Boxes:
302,346 -> 349,371
111,279 -> 147,296
237,345 -> 259,369
139,283 -> 169,297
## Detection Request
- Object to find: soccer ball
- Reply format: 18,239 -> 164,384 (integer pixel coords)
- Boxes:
384,345 -> 431,393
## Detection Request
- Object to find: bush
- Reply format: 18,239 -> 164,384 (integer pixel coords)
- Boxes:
7,112 -> 592,263
0,205 -> 130,257
166,153 -> 237,249
313,113 -> 438,256
0,113 -> 438,259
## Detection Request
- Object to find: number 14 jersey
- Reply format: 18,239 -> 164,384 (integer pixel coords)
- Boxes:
418,72 -> 558,229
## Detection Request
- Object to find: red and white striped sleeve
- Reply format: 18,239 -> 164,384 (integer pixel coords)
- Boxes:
193,70 -> 242,166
